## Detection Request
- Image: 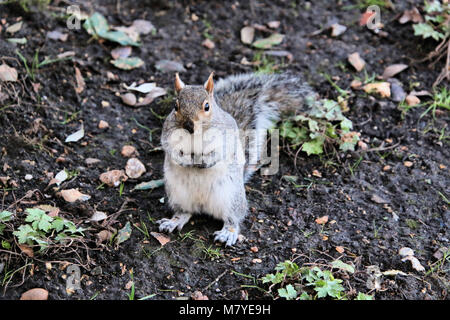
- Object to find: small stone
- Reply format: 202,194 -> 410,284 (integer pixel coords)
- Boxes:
350,79 -> 362,89
252,258 -> 262,264
24,174 -> 33,180
98,120 -> 109,129
121,145 -> 137,157
404,161 -> 413,167
348,52 -> 365,72
383,165 -> 391,171
250,246 -> 259,253
101,100 -> 110,107
405,95 -> 420,106
99,170 -> 128,187
121,93 -> 137,106
202,38 -> 215,49
85,158 -> 101,165
125,158 -> 146,179
20,288 -> 49,300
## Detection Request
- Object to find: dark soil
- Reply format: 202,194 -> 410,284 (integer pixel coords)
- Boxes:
0,0 -> 448,300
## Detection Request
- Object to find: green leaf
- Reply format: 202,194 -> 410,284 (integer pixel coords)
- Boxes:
116,221 -> 132,245
356,292 -> 374,300
25,208 -> 53,232
252,33 -> 284,49
111,57 -> 144,70
102,31 -> 140,46
13,224 -> 37,244
51,218 -> 66,232
302,138 -> 324,155
83,12 -> 140,46
413,23 -> 444,41
278,284 -> 298,300
314,278 -> 344,298
331,259 -> 355,274
2,240 -> 11,250
0,210 -> 13,222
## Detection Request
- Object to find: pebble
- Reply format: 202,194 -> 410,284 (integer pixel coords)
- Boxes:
24,174 -> 33,180
125,158 -> 146,179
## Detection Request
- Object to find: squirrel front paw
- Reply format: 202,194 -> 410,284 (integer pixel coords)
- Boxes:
214,226 -> 239,247
157,213 -> 192,233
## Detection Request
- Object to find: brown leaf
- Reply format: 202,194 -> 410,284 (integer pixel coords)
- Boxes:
0,63 -> 18,82
74,67 -> 85,94
18,244 -> 34,257
399,7 -> 423,24
59,189 -> 91,202
150,232 -> 170,246
135,87 -> 167,106
363,82 -> 391,98
382,64 -> 408,79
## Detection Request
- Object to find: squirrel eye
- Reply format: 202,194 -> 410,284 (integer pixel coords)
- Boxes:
204,102 -> 210,112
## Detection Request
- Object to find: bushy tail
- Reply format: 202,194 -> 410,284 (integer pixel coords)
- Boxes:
214,73 -> 317,181
214,73 -> 316,132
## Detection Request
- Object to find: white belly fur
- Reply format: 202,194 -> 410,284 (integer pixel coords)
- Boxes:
165,158 -> 236,220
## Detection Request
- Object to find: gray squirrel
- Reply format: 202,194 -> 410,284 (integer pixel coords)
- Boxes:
157,72 -> 316,246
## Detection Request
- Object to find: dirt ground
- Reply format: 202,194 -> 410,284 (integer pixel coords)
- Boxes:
0,0 -> 448,300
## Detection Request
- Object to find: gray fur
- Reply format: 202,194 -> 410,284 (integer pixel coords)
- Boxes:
158,73 -> 316,246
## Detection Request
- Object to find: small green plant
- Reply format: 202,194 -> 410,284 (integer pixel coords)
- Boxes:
412,1 -> 450,86
12,208 -> 85,251
16,50 -> 73,82
253,52 -> 279,74
400,87 -> 449,118
0,0 -> 50,12
0,211 -> 14,235
279,98 -> 359,155
262,260 -> 373,300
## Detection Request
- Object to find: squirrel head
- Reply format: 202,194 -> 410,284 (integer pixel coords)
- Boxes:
173,72 -> 215,134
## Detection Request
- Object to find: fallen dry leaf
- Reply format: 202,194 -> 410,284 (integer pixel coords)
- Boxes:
97,230 -> 114,242
150,232 -> 170,246
348,52 -> 365,72
331,23 -> 347,37
60,189 -> 91,202
18,244 -> 34,257
399,7 -> 423,24
0,63 -> 18,82
382,64 -> 408,80
363,82 -> 391,98
74,67 -> 85,94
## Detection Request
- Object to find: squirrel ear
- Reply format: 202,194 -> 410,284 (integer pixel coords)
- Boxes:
204,72 -> 214,95
174,73 -> 185,93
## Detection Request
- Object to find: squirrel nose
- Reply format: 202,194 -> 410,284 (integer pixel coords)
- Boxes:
183,120 -> 194,134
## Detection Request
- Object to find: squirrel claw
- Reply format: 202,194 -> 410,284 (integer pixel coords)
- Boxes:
214,228 -> 238,247
157,214 -> 191,233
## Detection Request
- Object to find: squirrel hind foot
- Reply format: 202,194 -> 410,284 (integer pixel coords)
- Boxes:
157,213 -> 192,233
214,226 -> 239,246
